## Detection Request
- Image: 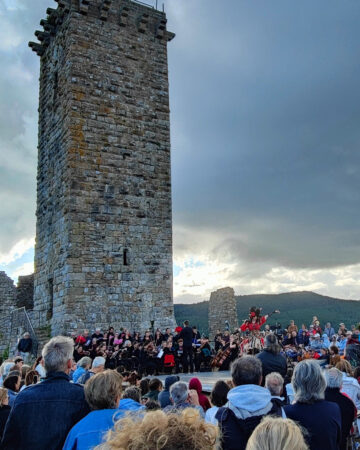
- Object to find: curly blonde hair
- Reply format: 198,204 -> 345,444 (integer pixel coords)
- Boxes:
96,408 -> 218,450
246,416 -> 308,450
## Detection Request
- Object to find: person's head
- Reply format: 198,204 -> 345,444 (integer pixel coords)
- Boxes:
122,386 -> 141,403
170,381 -> 188,405
291,331 -> 297,338
95,328 -> 101,335
290,320 -> 294,325
335,359 -> 353,376
246,416 -> 308,450
264,334 -> 281,355
149,378 -> 162,392
77,356 -> 92,370
14,356 -> 24,368
139,378 -> 150,396
83,329 -> 89,337
292,359 -> 326,404
21,364 -> 31,380
3,371 -> 21,393
42,336 -> 74,374
265,372 -> 284,397
126,372 -> 141,386
25,370 -> 39,386
231,356 -> 262,387
326,322 -> 331,328
99,408 -> 218,450
91,357 -> 105,373
165,327 -> 171,334
210,380 -> 230,407
85,370 -> 122,410
23,332 -> 31,340
354,367 -> 360,380
0,388 -> 8,407
325,368 -> 343,390
145,399 -> 161,411
183,320 -> 189,327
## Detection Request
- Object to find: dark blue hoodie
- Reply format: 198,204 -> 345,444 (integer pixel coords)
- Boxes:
158,375 -> 180,408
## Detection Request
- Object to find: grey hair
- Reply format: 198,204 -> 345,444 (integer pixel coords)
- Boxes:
325,368 -> 343,389
77,356 -> 92,369
170,381 -> 188,405
231,356 -> 262,386
122,386 -> 141,403
42,336 -> 74,373
265,372 -> 284,396
292,360 -> 326,404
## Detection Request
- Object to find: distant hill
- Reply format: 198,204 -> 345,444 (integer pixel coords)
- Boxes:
174,291 -> 360,336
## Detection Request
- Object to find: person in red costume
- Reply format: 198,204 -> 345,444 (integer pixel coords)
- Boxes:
240,307 -> 280,353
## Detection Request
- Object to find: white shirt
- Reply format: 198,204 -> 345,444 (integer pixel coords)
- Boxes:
341,374 -> 360,409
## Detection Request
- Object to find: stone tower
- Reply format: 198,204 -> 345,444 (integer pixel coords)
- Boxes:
208,287 -> 239,340
29,0 -> 176,335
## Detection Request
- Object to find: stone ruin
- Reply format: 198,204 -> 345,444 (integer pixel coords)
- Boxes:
28,0 -> 176,336
0,272 -> 35,354
208,287 -> 239,340
0,271 -> 34,314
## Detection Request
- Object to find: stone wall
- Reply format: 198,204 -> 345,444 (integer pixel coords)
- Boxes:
16,274 -> 34,310
208,287 -> 239,340
30,0 -> 176,335
0,271 -> 17,354
0,271 -> 16,317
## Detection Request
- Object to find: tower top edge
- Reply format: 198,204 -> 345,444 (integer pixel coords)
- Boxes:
29,0 -> 174,56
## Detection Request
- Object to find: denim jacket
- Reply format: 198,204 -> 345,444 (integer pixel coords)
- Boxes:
1,371 -> 90,450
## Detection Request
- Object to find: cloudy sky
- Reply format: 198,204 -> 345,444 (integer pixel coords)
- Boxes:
1,0 -> 360,303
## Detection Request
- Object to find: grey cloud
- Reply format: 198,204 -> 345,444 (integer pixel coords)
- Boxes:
166,0 -> 360,270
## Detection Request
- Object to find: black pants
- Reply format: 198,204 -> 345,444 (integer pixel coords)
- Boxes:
182,346 -> 194,373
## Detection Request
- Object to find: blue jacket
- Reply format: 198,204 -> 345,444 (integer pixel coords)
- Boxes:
7,390 -> 17,408
72,367 -> 86,383
158,375 -> 180,409
63,409 -> 118,450
1,371 -> 90,450
117,398 -> 144,415
284,400 -> 341,450
63,397 -> 145,449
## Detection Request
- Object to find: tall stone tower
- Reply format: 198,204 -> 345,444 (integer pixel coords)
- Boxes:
29,0 -> 176,335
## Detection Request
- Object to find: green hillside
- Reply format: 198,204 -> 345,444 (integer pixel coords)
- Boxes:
174,291 -> 360,336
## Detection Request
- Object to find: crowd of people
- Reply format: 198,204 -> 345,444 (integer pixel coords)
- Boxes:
0,314 -> 359,449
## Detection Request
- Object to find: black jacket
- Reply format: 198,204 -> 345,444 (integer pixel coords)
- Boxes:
179,326 -> 193,348
17,338 -> 32,353
325,387 -> 356,450
256,350 -> 287,380
0,405 -> 11,440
